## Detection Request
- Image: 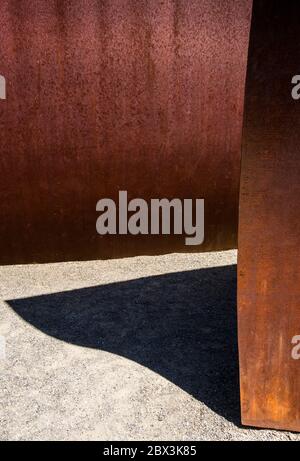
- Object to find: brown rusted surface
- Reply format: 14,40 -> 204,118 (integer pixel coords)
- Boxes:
0,0 -> 251,264
238,0 -> 300,431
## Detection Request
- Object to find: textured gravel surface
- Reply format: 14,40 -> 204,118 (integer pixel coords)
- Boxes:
0,250 -> 299,441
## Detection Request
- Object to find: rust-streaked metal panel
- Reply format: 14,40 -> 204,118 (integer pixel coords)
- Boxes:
0,0 -> 252,264
238,0 -> 300,431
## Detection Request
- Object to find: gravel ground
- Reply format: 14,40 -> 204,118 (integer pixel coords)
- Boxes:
0,250 -> 299,441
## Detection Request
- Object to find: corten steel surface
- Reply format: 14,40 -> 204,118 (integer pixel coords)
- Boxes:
0,0 -> 252,264
238,0 -> 300,431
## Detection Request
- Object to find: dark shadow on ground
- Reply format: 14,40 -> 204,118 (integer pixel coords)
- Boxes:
6,264 -> 240,424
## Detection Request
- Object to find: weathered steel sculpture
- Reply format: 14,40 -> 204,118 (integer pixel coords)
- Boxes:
0,0 -> 251,263
238,0 -> 300,432
1,0 -> 299,432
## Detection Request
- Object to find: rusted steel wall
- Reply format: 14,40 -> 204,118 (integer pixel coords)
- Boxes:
238,0 -> 300,432
0,0 -> 252,264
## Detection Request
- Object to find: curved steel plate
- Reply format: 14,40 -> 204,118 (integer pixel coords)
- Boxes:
0,0 -> 251,264
238,0 -> 300,432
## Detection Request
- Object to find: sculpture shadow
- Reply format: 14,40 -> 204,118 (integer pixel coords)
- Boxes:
6,264 -> 240,424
